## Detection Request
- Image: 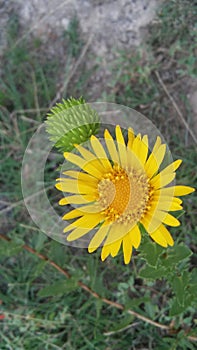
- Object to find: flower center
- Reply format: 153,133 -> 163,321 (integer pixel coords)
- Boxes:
98,165 -> 150,224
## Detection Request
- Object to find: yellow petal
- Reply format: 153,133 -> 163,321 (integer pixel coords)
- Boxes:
150,172 -> 175,190
104,129 -> 120,164
109,239 -> 122,257
128,225 -> 141,248
63,209 -> 84,220
122,235 -> 133,264
168,202 -> 183,211
115,125 -> 126,146
139,135 -> 149,165
74,144 -> 103,173
55,180 -> 97,195
115,125 -> 127,168
162,213 -> 180,227
74,144 -> 95,160
153,195 -> 182,205
150,223 -> 174,247
132,134 -> 141,152
131,133 -> 141,159
156,185 -> 195,198
62,170 -> 98,185
67,227 -> 93,241
59,194 -> 96,205
173,186 -> 195,196
127,127 -> 135,149
62,204 -> 103,220
141,211 -> 166,233
159,159 -> 182,175
101,244 -> 111,261
67,214 -> 102,241
150,199 -> 182,212
152,136 -> 162,153
117,142 -> 128,169
159,224 -> 174,246
70,203 -> 102,214
64,213 -> 102,234
154,187 -> 175,197
104,222 -> 132,245
149,229 -> 168,247
127,147 -> 143,171
64,152 -> 103,179
90,135 -> 112,171
145,144 -> 166,178
75,145 -> 102,171
88,222 -> 111,253
169,197 -> 182,205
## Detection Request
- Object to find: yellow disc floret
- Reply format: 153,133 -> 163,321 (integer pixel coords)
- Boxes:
98,165 -> 150,225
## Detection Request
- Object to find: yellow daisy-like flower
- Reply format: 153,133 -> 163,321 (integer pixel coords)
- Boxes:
55,125 -> 194,264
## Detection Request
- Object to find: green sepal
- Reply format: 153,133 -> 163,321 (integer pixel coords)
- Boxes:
45,97 -> 100,152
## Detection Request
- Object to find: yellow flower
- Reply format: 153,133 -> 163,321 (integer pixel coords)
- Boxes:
55,125 -> 194,264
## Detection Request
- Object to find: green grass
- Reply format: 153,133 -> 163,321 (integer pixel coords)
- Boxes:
0,1 -> 197,349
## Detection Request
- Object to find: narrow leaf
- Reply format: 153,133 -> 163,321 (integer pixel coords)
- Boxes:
38,279 -> 79,297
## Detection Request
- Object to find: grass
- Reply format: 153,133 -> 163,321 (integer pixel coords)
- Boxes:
0,1 -> 197,349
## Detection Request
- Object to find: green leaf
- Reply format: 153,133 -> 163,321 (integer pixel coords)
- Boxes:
161,244 -> 192,267
187,282 -> 197,301
49,241 -> 67,266
106,314 -> 134,333
29,261 -> 47,282
171,275 -> 185,306
169,294 -> 193,316
34,232 -> 48,252
95,299 -> 103,320
139,265 -> 167,280
140,240 -> 163,267
144,302 -> 158,319
173,244 -> 192,261
190,268 -> 197,283
169,298 -> 186,316
0,240 -> 23,257
125,297 -> 150,310
93,275 -> 107,297
38,278 -> 79,297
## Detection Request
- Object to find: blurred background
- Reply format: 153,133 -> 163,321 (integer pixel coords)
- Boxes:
0,0 -> 196,349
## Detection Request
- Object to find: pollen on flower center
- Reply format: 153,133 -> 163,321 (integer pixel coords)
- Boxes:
98,165 -> 150,224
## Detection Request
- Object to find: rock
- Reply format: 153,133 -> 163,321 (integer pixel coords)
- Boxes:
15,0 -> 161,55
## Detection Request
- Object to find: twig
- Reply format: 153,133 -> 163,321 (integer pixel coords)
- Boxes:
20,116 -> 41,124
48,33 -> 93,109
104,322 -> 140,336
0,234 -> 197,342
155,71 -> 197,144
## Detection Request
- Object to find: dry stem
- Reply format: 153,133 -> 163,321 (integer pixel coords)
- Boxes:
155,71 -> 197,144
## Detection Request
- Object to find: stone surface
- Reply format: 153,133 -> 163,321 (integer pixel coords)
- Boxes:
15,0 -> 160,55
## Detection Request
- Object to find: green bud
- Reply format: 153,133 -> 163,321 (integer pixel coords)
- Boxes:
45,97 -> 100,152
